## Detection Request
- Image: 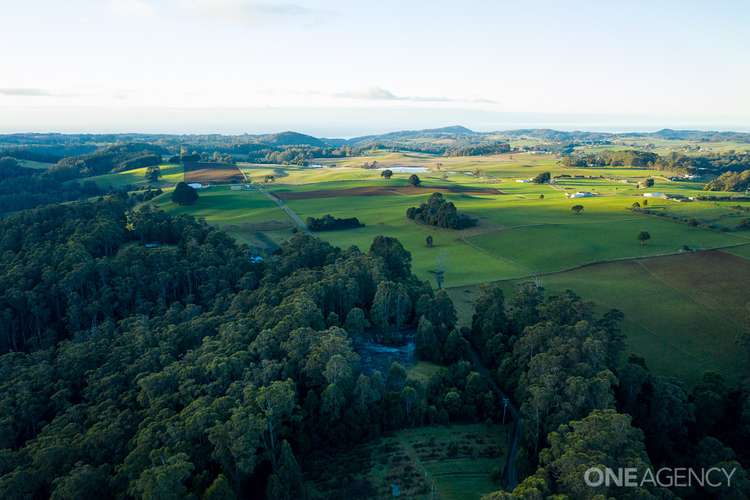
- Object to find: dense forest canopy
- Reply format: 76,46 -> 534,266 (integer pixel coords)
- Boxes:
49,144 -> 166,180
0,199 -> 487,498
0,156 -> 106,214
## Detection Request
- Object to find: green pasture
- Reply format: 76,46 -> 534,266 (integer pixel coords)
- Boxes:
313,150 -> 684,180
152,187 -> 292,247
641,198 -> 750,230
448,250 -> 750,386
467,218 -> 749,275
284,192 -> 529,287
725,243 -> 750,260
84,163 -> 184,189
149,167 -> 750,287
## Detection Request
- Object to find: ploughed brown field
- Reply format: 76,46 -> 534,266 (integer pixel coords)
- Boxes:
183,162 -> 244,183
274,184 -> 503,200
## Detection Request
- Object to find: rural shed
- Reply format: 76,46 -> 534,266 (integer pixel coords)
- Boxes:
568,191 -> 595,198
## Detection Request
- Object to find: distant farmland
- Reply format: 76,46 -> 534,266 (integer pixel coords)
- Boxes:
149,150 -> 750,386
183,161 -> 244,184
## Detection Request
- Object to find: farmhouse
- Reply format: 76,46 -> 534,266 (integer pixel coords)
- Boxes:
568,191 -> 595,199
187,182 -> 207,189
515,179 -> 531,183
665,193 -> 693,202
643,192 -> 666,198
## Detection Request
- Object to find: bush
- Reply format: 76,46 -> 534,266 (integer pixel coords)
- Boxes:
171,182 -> 198,205
532,171 -> 551,184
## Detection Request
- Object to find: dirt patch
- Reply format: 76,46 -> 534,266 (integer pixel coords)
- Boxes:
275,185 -> 503,200
184,162 -> 244,183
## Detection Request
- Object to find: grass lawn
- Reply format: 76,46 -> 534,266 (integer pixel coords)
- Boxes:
306,423 -> 508,500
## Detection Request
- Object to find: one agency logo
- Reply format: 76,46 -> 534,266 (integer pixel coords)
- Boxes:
584,466 -> 737,489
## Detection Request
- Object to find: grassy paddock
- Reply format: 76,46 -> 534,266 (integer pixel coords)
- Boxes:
153,188 -> 293,246
448,250 -> 750,385
306,423 -> 508,499
84,163 -> 184,189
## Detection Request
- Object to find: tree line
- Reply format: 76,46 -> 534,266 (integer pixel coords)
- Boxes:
306,214 -> 364,231
0,156 -> 105,214
563,149 -> 750,176
704,169 -> 750,192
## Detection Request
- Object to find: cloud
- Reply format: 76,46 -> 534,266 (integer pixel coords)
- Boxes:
109,0 -> 155,17
332,86 -> 496,104
178,0 -> 321,22
0,88 -> 57,97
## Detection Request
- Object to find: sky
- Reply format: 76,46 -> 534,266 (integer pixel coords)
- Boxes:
1,0 -> 749,136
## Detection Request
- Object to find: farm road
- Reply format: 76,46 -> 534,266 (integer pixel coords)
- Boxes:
253,184 -> 311,234
238,168 -> 310,234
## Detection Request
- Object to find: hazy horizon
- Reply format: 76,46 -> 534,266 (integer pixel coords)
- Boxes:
2,0 -> 749,135
2,106 -> 749,138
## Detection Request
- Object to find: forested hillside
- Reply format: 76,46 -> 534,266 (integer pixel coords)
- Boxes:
0,156 -> 105,214
0,198 -> 488,498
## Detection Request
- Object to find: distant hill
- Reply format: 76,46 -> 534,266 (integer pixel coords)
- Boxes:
499,128 -> 750,144
1,127 -> 749,165
257,131 -> 326,147
347,125 -> 477,145
622,128 -> 750,143
50,143 -> 167,178
499,129 -> 612,142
